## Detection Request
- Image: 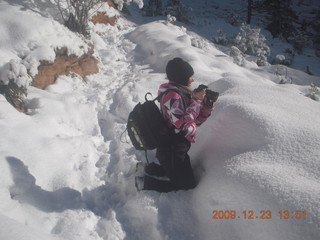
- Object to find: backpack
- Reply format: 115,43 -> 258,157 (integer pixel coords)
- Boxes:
126,88 -> 186,160
127,90 -> 174,152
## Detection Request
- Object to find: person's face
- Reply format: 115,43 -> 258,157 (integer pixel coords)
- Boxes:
187,76 -> 194,87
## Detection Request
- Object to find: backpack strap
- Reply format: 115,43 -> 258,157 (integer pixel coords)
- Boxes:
144,90 -> 170,102
146,88 -> 186,108
141,88 -> 186,165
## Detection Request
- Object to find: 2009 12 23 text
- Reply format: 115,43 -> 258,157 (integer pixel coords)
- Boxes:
212,210 -> 307,220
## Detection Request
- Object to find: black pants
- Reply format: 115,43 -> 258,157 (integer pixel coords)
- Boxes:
143,134 -> 196,192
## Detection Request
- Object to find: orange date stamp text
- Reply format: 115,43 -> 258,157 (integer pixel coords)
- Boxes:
211,210 -> 307,220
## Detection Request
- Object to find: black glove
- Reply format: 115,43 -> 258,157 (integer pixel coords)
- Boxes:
194,84 -> 219,108
204,96 -> 214,108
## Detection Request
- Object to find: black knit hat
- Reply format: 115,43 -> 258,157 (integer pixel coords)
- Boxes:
166,58 -> 194,86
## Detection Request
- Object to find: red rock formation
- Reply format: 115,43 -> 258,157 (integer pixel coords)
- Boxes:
91,0 -> 118,26
32,47 -> 99,89
91,12 -> 117,26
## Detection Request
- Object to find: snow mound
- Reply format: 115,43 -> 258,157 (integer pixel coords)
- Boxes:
0,214 -> 60,240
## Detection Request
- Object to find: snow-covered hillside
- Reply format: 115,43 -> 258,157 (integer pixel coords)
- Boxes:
0,1 -> 320,240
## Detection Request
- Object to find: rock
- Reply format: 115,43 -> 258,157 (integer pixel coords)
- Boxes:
91,12 -> 118,26
91,0 -> 118,26
104,0 -> 117,9
32,47 -> 99,89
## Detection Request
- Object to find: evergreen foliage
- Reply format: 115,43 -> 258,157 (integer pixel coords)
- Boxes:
308,82 -> 319,101
142,0 -> 192,24
213,29 -> 229,46
230,46 -> 245,66
165,0 -> 192,24
142,0 -> 163,16
234,23 -> 270,66
264,0 -> 296,39
0,81 -> 27,112
257,0 -> 319,51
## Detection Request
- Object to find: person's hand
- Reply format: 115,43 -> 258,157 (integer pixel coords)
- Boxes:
193,89 -> 206,101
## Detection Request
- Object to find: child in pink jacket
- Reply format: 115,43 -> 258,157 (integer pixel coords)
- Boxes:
139,58 -> 216,192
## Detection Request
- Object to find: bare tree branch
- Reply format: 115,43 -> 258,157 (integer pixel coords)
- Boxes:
54,0 -> 101,36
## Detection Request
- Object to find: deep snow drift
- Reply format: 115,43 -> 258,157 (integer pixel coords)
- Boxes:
0,1 -> 320,240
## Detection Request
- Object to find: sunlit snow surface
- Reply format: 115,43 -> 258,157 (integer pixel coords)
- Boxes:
0,1 -> 319,240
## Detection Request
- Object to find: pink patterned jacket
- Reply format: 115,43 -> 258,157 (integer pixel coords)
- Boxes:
158,83 -> 213,142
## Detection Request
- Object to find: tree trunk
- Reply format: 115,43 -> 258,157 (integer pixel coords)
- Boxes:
247,0 -> 253,24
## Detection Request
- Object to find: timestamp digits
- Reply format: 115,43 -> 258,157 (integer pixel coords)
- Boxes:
212,210 -> 307,220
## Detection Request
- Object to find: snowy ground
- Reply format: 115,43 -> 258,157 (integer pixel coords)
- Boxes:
1,1 -> 320,240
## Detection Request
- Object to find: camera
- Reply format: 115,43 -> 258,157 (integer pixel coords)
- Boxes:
194,84 -> 219,103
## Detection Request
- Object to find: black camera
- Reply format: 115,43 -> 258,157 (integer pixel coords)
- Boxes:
194,84 -> 219,103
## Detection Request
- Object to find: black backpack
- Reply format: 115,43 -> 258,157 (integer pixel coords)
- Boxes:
127,89 -> 183,158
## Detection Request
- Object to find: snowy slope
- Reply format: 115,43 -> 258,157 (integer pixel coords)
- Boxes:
1,1 -> 320,240
0,1 -> 88,87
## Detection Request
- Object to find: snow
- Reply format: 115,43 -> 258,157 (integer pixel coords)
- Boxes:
0,1 -> 88,86
0,0 -> 320,240
113,0 -> 143,10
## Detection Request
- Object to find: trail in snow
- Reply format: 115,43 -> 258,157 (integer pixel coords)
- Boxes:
80,20 -> 184,239
71,19 -> 205,240
1,2 -> 320,239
